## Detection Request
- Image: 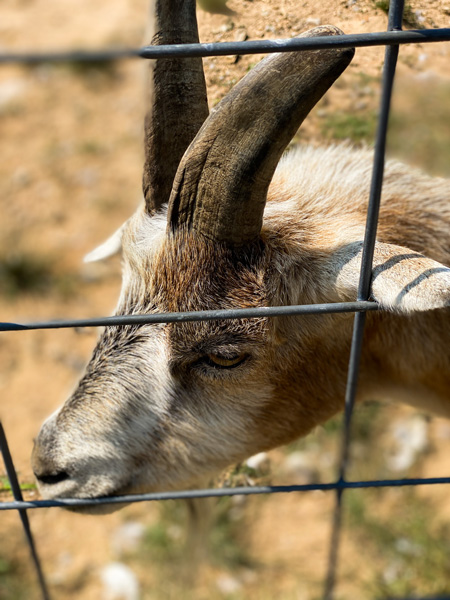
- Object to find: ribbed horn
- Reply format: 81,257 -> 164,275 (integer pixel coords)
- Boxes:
168,26 -> 355,245
143,0 -> 209,215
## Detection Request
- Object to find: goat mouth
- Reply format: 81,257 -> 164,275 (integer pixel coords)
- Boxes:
59,482 -> 135,515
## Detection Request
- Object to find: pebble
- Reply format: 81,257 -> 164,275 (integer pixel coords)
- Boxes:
111,522 -> 145,557
234,28 -> 248,42
0,79 -> 27,109
386,416 -> 429,472
305,17 -> 322,26
100,563 -> 140,600
282,451 -> 319,484
216,574 -> 242,595
246,451 -> 269,471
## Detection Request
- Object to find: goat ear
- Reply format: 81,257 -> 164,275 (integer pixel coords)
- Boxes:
83,223 -> 126,263
334,241 -> 450,313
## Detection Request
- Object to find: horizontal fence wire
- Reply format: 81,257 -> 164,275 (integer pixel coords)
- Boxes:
1,3 -> 450,599
0,301 -> 379,331
2,476 -> 450,512
0,28 -> 450,63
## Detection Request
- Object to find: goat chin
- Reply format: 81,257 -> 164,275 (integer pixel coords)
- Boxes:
51,476 -> 214,515
64,503 -> 128,516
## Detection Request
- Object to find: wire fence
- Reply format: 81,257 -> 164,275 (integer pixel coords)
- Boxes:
1,1 -> 450,599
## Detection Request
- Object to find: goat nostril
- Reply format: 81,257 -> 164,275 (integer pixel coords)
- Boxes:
35,471 -> 70,486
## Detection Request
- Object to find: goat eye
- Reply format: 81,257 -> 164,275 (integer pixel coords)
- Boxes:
205,353 -> 248,369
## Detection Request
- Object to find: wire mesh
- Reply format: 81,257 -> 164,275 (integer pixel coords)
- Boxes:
1,1 -> 450,599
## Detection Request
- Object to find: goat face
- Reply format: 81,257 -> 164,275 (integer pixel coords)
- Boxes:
32,213 -> 279,499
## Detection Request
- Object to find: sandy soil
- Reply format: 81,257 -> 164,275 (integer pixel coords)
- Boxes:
1,0 -> 450,598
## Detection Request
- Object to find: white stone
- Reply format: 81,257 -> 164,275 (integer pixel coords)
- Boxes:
111,522 -> 145,556
282,451 -> 319,483
386,416 -> 429,472
395,537 -> 422,557
100,563 -> 140,600
305,17 -> 322,26
216,574 -> 242,595
0,79 -> 27,109
245,451 -> 269,471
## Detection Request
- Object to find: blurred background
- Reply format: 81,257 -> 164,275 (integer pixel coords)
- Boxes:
1,0 -> 450,598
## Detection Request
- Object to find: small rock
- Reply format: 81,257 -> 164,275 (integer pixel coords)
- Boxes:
234,28 -> 248,42
382,560 -> 403,585
386,415 -> 429,472
354,100 -> 368,111
395,537 -> 422,557
305,17 -> 322,26
220,21 -> 234,33
414,9 -> 426,24
0,79 -> 27,109
11,167 -> 32,188
167,524 -> 183,541
75,168 -> 99,188
216,574 -> 242,595
101,563 -> 140,600
48,551 -> 74,586
282,451 -> 319,484
246,452 -> 269,471
240,569 -> 257,585
111,522 -> 145,556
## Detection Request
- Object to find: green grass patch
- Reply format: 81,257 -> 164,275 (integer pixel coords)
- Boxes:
142,497 -> 251,570
321,111 -> 378,144
60,58 -> 119,80
344,488 -> 450,599
135,496 -> 254,599
374,1 -> 423,28
0,252 -> 77,299
388,77 -> 450,177
345,489 -> 450,597
0,476 -> 37,493
0,552 -> 37,600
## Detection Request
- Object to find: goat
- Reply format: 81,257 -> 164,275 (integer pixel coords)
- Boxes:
32,0 -> 450,504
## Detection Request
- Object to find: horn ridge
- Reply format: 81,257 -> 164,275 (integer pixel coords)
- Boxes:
168,26 -> 355,245
143,0 -> 209,215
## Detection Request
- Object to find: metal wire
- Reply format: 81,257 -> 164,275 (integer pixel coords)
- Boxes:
1,3 -> 449,599
0,301 -> 379,332
0,423 -> 51,600
323,1 -> 404,597
2,476 -> 450,512
0,29 -> 450,64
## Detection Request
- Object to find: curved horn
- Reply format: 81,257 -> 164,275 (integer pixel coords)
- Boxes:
143,0 -> 209,215
168,26 -> 355,245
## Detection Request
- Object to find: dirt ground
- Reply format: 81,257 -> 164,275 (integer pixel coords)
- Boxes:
1,0 -> 450,598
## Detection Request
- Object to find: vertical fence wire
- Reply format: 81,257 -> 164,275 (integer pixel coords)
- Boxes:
323,2 -> 404,598
0,422 -> 51,600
